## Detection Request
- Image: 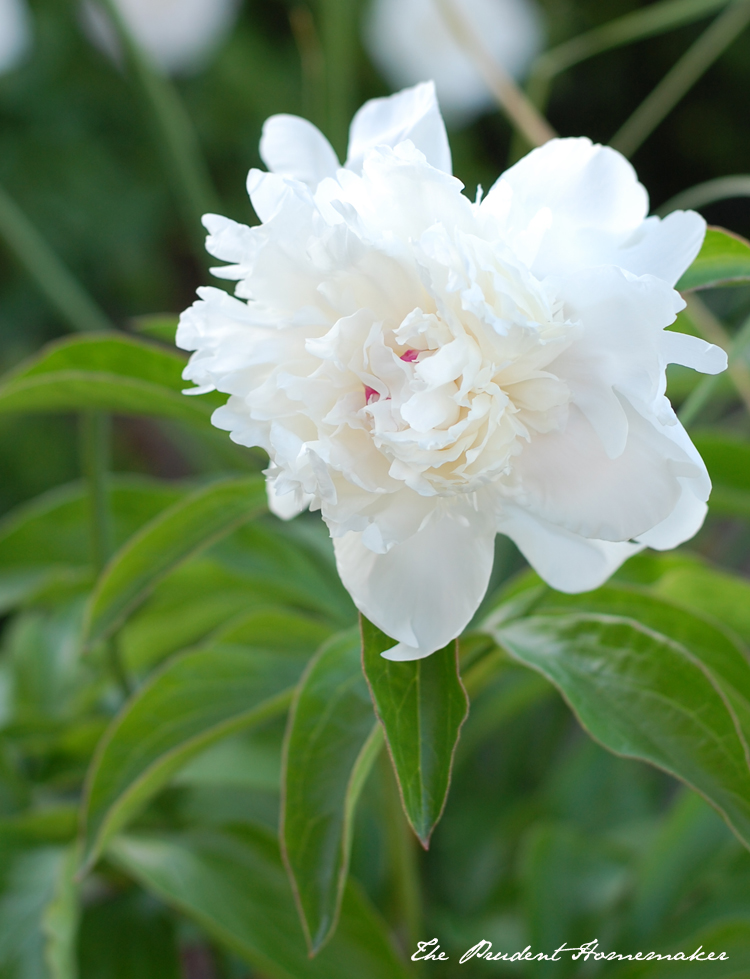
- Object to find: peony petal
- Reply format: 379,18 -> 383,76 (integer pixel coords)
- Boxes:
482,139 -> 705,285
345,81 -> 452,175
496,504 -> 643,593
246,168 -> 314,224
485,137 -> 648,239
635,483 -> 707,550
333,500 -> 495,660
266,476 -> 313,520
260,114 -> 340,189
508,403 -> 704,542
550,264 -> 684,456
611,210 -> 706,287
661,331 -> 728,374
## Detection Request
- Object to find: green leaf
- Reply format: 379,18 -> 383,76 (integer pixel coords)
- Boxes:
523,584 -> 750,744
652,563 -> 750,646
175,730 -> 283,792
282,629 -> 382,954
215,518 -> 356,627
130,314 -> 179,345
41,844 -> 80,979
109,827 -> 411,979
0,478 -> 186,613
676,226 -> 750,291
120,568 -> 335,674
493,613 -> 750,849
628,790 -> 728,941
0,334 -> 222,424
360,615 -> 469,847
117,558 -> 270,673
78,890 -> 181,979
0,845 -> 75,979
613,917 -> 750,976
0,809 -> 79,846
84,476 -> 266,645
693,430 -> 750,518
80,637 -> 311,872
213,606 -> 335,650
520,822 -> 628,966
3,602 -> 88,724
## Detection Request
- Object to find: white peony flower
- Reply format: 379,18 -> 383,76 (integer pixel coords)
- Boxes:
82,0 -> 240,75
363,0 -> 543,124
0,0 -> 32,75
177,82 -> 727,661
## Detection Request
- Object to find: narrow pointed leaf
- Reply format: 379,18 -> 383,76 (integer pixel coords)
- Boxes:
360,616 -> 469,847
493,613 -> 750,849
676,226 -> 750,291
84,476 -> 266,645
0,477 -> 186,613
0,334 -> 223,423
80,629 -> 318,871
282,629 -> 382,954
0,845 -> 76,979
109,828 -> 410,979
41,843 -> 80,979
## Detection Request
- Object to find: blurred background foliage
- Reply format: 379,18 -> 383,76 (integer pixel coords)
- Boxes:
1,0 -> 750,977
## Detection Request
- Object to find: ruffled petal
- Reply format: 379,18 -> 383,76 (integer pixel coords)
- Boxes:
333,500 -> 495,660
609,210 -> 706,287
635,484 -> 707,550
259,114 -> 340,189
549,264 -> 684,456
266,475 -> 313,520
345,81 -> 452,175
660,330 -> 727,374
496,504 -> 643,593
484,137 -> 647,239
246,168 -> 313,224
508,403 -> 704,542
482,138 -> 705,284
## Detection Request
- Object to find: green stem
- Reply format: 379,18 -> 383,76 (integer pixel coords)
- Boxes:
678,311 -> 750,427
684,294 -> 750,414
317,0 -> 359,159
656,174 -> 750,215
379,751 -> 422,959
98,0 -> 219,250
531,0 -> 729,84
289,5 -> 327,132
610,0 -> 750,158
0,182 -> 113,333
79,412 -> 131,697
435,0 -> 556,151
513,0 -> 731,163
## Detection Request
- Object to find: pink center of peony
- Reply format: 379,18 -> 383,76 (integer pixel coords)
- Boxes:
365,351 -> 420,403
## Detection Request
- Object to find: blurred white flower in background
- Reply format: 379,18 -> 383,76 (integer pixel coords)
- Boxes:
364,0 -> 543,124
178,83 -> 726,662
0,0 -> 32,75
82,0 -> 241,75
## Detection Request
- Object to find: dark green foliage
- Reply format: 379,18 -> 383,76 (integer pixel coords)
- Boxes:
1,0 -> 750,974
